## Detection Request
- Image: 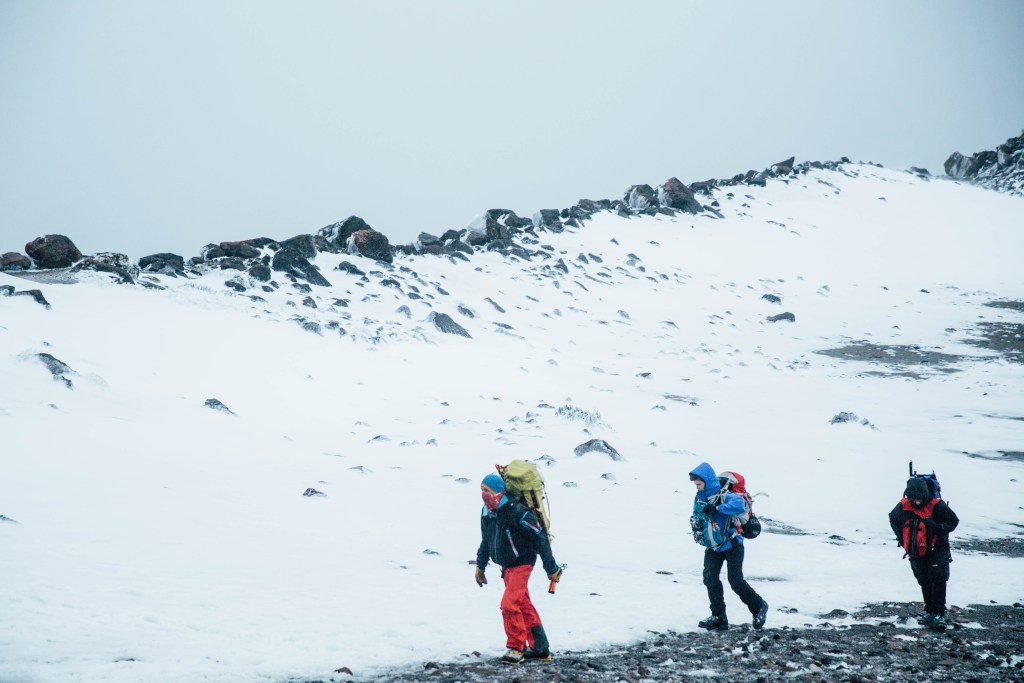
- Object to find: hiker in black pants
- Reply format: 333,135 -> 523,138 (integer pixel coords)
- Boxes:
889,478 -> 959,629
690,462 -> 768,630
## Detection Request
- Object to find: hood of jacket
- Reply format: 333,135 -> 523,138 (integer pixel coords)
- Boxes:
904,477 -> 932,504
690,462 -> 721,499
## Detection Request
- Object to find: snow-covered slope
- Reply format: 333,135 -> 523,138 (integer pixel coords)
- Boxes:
2,164 -> 1023,683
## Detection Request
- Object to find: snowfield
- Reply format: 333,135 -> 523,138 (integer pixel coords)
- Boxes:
1,165 -> 1023,682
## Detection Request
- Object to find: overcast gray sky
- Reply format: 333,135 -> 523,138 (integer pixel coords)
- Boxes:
2,1 -> 1022,258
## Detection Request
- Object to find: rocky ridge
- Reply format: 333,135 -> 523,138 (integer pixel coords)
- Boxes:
944,130 -> 1024,196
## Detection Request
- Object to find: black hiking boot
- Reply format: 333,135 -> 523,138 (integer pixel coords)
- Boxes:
525,625 -> 551,661
929,614 -> 947,631
698,614 -> 729,631
753,600 -> 769,630
524,646 -> 551,662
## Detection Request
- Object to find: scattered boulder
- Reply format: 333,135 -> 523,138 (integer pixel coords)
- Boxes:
0,252 -> 31,271
624,184 -> 656,211
278,234 -> 317,259
248,263 -> 271,282
348,229 -> 393,264
771,156 -> 796,174
70,258 -> 135,284
0,285 -> 12,296
218,241 -> 262,259
271,247 -> 331,287
303,488 -> 326,497
318,216 -> 373,251
767,312 -> 796,323
200,243 -> 226,260
138,252 -> 185,276
761,294 -> 782,304
13,289 -> 51,309
204,398 -> 235,415
657,178 -> 703,214
336,261 -> 366,276
24,235 -> 82,269
36,353 -> 73,388
427,312 -> 471,338
574,439 -> 623,461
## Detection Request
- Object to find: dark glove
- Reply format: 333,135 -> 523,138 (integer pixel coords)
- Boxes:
547,567 -> 562,583
922,518 -> 939,531
474,567 -> 487,587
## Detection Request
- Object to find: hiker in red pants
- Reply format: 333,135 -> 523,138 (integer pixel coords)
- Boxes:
475,473 -> 562,665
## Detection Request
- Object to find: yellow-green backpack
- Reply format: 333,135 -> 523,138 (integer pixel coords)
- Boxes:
496,459 -> 553,541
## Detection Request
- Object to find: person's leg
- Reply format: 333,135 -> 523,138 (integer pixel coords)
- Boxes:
909,558 -> 929,605
500,566 -> 532,651
724,544 -> 764,614
514,566 -> 543,646
703,549 -> 727,616
924,552 -> 951,615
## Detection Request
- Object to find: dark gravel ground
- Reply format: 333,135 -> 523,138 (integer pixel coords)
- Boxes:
309,602 -> 1024,683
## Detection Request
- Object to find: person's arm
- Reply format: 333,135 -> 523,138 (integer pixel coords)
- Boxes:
888,503 -> 903,538
476,511 -> 490,570
928,502 -> 959,535
517,508 -> 558,575
715,491 -> 747,517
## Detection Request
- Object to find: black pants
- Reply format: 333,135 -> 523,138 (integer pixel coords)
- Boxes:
703,543 -> 763,617
909,549 -> 951,615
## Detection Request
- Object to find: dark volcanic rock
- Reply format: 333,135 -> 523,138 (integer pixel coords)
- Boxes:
25,235 -> 82,269
767,312 -> 796,323
349,229 -> 393,264
218,241 -> 262,259
200,243 -> 226,260
335,261 -> 366,276
657,177 -> 703,214
427,312 -> 471,338
318,216 -> 372,251
771,156 -> 796,174
37,353 -> 73,388
574,439 -> 623,461
944,130 -> 1024,196
624,184 -> 657,210
139,253 -> 185,275
271,247 -> 331,287
13,289 -> 51,309
368,602 -> 1024,683
761,294 -> 782,304
70,258 -> 135,284
248,263 -> 271,282
204,398 -> 235,415
1,252 -> 32,271
278,234 -> 317,259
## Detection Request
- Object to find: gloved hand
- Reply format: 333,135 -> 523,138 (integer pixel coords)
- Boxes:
547,567 -> 562,583
922,518 -> 939,531
474,567 -> 487,587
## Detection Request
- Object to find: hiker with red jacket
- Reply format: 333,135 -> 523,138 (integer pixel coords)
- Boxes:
475,473 -> 562,665
888,477 -> 959,629
690,462 -> 768,631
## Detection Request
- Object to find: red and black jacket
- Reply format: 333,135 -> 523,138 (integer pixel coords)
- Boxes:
888,497 -> 959,558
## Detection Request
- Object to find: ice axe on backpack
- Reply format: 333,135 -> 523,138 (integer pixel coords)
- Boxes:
548,564 -> 568,594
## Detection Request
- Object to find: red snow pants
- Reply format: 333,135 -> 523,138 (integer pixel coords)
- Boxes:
500,564 -> 542,650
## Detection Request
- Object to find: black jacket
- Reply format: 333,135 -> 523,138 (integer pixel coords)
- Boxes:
888,498 -> 959,553
476,498 -> 558,574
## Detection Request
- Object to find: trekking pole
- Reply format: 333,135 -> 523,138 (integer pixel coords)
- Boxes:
548,564 -> 568,594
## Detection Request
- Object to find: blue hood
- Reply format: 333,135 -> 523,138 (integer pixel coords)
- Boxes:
690,462 -> 721,499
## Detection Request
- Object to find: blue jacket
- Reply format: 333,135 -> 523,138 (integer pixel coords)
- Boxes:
691,462 -> 747,552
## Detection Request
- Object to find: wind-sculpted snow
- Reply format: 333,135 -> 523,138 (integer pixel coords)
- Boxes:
1,164 -> 1023,683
